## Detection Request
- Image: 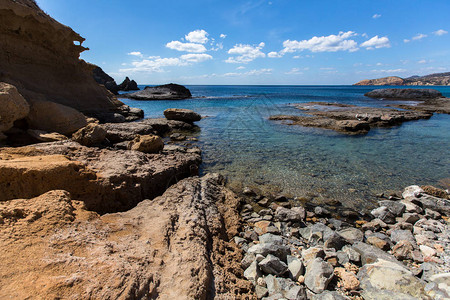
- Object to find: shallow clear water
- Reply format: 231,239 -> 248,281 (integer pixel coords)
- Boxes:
120,86 -> 450,211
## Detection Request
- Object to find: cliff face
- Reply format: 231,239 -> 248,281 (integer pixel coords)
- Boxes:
354,72 -> 450,86
0,0 -> 121,116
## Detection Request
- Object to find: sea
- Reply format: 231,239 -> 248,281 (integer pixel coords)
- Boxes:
119,85 -> 450,211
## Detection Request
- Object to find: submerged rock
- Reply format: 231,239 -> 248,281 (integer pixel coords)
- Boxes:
364,88 -> 443,100
164,108 -> 201,123
126,83 -> 191,100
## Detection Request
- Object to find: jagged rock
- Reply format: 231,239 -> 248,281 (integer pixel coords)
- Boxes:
402,185 -> 425,199
366,236 -> 390,251
370,206 -> 396,224
71,123 -> 106,146
0,174 -> 254,299
0,2 -> 121,117
255,285 -> 268,299
244,260 -> 262,284
338,227 -> 364,244
362,219 -> 387,231
304,258 -> 334,293
299,223 -> 334,241
126,83 -> 191,100
285,285 -> 307,300
241,252 -> 256,269
358,259 -> 428,299
364,88 -> 443,99
118,77 -> 139,91
0,83 -> 30,139
26,129 -> 67,142
287,255 -> 304,280
164,108 -> 201,123
92,65 -> 119,94
390,229 -> 417,247
352,242 -> 402,265
392,240 -> 414,260
378,200 -> 406,216
311,291 -> 347,300
248,242 -> 290,261
334,267 -> 359,290
324,232 -> 348,250
342,246 -> 362,262
258,254 -> 288,275
27,99 -> 87,135
415,194 -> 450,216
127,134 -> 164,154
302,247 -> 325,265
275,206 -> 303,222
0,140 -> 201,213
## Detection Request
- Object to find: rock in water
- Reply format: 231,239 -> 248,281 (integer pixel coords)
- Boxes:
26,99 -> 87,135
0,83 -> 30,139
118,77 -> 139,91
364,88 -> 442,99
126,83 -> 192,100
127,134 -> 164,153
164,108 -> 201,123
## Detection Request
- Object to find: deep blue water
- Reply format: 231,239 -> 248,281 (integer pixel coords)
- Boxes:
119,86 -> 450,210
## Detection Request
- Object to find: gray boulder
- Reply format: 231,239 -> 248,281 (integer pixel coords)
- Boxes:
352,242 -> 402,265
338,227 -> 364,244
258,254 -> 288,275
304,258 -> 334,293
378,200 -> 406,216
365,88 -> 442,100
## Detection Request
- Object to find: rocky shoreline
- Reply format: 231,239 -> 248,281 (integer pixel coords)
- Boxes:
236,185 -> 450,299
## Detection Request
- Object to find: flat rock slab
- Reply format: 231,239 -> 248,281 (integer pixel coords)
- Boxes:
269,102 -> 432,135
364,88 -> 443,100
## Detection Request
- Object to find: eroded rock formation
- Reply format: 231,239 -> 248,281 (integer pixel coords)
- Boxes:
125,83 -> 192,100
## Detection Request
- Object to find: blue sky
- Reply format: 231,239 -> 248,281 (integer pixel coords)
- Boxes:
36,0 -> 450,85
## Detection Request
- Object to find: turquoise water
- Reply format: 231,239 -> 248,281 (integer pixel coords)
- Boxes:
119,86 -> 450,211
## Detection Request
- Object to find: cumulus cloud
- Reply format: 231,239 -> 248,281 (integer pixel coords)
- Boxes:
433,29 -> 448,36
180,53 -> 213,63
185,29 -> 209,44
128,51 -> 143,57
268,51 -> 282,58
166,41 -> 207,53
360,36 -> 391,49
225,42 -> 266,63
280,31 -> 359,54
372,14 -> 381,19
220,34 -> 227,39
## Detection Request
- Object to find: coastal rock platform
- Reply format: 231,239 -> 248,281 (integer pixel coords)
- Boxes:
124,83 -> 192,100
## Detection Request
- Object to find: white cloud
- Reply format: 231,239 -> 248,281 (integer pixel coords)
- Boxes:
185,29 -> 209,44
166,41 -> 207,52
433,29 -> 448,36
412,33 -> 427,41
285,68 -> 302,75
370,68 -> 408,73
320,67 -> 334,70
179,53 -> 213,63
372,14 -> 381,19
211,42 -> 223,51
362,33 -> 368,38
223,68 -> 272,77
225,42 -> 266,63
360,35 -> 391,49
403,39 -> 410,43
236,66 -> 246,70
281,31 -> 359,54
293,55 -> 301,59
220,34 -> 227,39
128,51 -> 143,57
268,51 -> 282,58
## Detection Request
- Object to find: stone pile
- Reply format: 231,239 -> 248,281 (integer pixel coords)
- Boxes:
237,185 -> 450,299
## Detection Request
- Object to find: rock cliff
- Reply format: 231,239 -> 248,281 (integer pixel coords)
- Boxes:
0,0 -> 123,117
354,72 -> 450,86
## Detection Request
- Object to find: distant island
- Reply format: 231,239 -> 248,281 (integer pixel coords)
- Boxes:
354,72 -> 450,86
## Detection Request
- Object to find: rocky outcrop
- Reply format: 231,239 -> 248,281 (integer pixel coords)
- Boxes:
354,76 -> 405,86
269,102 -> 433,135
125,83 -> 192,100
26,99 -> 88,135
0,174 -> 254,299
0,82 -> 30,140
127,134 -> 164,153
71,123 -> 107,146
118,76 -> 139,91
365,88 -> 443,100
0,0 -> 123,117
164,108 -> 202,123
0,140 -> 201,213
92,64 -> 119,94
354,72 -> 450,86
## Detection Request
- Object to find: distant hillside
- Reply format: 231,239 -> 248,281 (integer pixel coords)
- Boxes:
354,72 -> 450,86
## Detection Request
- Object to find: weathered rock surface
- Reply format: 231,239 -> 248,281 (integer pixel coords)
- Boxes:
92,64 -> 119,94
127,134 -> 164,154
354,72 -> 450,86
26,99 -> 88,135
304,258 -> 334,293
270,102 -> 432,135
71,123 -> 107,146
0,82 -> 30,139
125,83 -> 192,100
0,0 -> 123,117
0,140 -> 201,213
365,88 -> 443,100
27,129 -> 68,142
0,174 -> 254,299
164,108 -> 202,123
